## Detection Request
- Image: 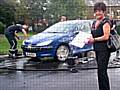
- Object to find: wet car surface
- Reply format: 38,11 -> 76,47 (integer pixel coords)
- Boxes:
22,20 -> 93,61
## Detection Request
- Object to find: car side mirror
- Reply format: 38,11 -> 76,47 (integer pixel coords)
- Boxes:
74,31 -> 79,34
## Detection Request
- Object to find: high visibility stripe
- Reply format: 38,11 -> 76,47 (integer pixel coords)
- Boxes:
12,40 -> 15,49
9,49 -> 17,51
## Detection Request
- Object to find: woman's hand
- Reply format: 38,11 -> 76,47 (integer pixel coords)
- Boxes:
87,36 -> 95,44
88,38 -> 94,44
84,36 -> 95,44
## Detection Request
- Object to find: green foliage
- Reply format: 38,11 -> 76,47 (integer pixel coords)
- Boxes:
0,0 -> 87,33
18,0 -> 86,24
0,3 -> 15,26
19,0 -> 48,20
0,22 -> 5,34
48,0 -> 86,23
0,0 -> 28,26
14,1 -> 29,22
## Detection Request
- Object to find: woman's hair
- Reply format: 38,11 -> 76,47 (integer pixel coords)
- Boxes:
94,2 -> 106,12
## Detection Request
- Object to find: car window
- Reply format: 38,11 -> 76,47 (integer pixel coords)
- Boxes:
80,22 -> 91,33
44,22 -> 75,33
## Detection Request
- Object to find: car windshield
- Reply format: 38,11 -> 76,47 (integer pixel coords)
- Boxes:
44,22 -> 76,33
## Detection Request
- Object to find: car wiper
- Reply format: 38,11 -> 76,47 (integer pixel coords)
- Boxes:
51,32 -> 58,33
47,32 -> 63,33
47,32 -> 58,33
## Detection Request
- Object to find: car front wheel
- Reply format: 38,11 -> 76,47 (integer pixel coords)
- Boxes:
56,45 -> 70,61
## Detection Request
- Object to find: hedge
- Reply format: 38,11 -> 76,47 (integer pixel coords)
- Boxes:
0,22 -> 5,34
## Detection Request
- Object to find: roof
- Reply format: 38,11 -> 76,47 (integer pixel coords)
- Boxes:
85,0 -> 120,6
57,20 -> 93,26
59,20 -> 93,23
56,20 -> 94,27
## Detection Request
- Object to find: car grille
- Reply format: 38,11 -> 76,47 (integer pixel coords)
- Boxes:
21,45 -> 53,52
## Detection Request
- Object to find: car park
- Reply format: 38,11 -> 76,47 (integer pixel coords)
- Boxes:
21,20 -> 93,61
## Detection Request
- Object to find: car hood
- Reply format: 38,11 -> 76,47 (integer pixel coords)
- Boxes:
24,32 -> 70,45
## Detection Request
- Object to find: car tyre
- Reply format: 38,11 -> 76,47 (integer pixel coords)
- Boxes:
55,45 -> 70,62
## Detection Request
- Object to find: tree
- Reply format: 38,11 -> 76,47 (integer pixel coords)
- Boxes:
47,0 -> 87,23
18,0 -> 48,20
0,1 -> 15,27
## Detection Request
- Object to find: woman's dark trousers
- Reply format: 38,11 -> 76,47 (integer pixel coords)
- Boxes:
95,51 -> 110,90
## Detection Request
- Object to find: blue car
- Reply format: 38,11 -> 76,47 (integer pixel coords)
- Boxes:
21,20 -> 93,61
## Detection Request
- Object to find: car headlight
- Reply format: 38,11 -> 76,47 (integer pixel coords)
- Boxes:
36,40 -> 53,46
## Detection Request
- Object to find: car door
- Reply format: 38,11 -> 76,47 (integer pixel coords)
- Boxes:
73,21 -> 93,53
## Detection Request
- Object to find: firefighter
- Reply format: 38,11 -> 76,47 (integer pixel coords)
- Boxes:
5,22 -> 28,58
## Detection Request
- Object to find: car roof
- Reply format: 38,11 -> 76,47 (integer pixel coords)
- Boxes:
58,20 -> 93,25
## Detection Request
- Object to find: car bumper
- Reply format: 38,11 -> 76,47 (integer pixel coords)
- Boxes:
21,45 -> 56,58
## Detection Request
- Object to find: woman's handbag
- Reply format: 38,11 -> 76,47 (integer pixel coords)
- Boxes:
107,30 -> 120,52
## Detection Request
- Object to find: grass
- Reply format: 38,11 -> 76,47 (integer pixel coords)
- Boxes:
0,35 -> 23,55
0,35 -> 9,54
0,32 -> 34,55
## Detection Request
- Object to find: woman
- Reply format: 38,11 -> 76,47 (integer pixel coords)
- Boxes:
88,2 -> 111,90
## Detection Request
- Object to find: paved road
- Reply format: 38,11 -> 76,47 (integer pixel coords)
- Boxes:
0,68 -> 120,90
0,52 -> 120,90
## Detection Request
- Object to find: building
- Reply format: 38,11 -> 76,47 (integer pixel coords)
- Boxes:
85,0 -> 120,19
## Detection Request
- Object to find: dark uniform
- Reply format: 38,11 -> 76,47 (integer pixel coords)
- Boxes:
5,24 -> 23,57
91,18 -> 111,90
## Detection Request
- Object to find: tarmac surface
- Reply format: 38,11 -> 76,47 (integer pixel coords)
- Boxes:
0,52 -> 120,90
